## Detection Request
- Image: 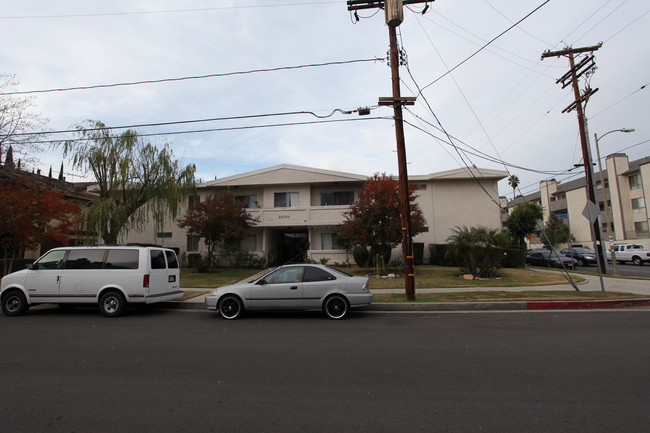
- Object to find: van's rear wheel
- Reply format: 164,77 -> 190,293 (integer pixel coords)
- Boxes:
99,291 -> 126,317
1,290 -> 29,316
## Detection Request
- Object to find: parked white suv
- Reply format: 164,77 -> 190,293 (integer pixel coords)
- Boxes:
1,246 -> 182,317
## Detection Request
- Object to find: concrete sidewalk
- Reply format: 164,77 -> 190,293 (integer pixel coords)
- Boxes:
174,271 -> 650,311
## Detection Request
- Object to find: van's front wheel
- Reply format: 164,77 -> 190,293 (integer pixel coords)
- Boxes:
99,291 -> 126,317
1,290 -> 29,316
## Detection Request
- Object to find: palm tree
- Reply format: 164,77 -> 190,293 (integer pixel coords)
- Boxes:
507,174 -> 520,199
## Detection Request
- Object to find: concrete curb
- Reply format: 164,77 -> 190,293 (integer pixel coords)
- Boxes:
167,298 -> 650,312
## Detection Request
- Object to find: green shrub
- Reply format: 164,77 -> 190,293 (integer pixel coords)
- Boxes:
429,244 -> 459,266
413,243 -> 424,265
352,246 -> 369,267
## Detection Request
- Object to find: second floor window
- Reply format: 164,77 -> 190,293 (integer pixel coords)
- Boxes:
631,197 -> 646,214
321,191 -> 354,206
274,192 -> 299,207
235,194 -> 258,208
629,173 -> 642,190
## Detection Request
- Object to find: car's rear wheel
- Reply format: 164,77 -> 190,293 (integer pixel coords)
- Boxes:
99,291 -> 126,317
323,295 -> 349,320
1,290 -> 29,316
219,295 -> 243,320
633,256 -> 643,266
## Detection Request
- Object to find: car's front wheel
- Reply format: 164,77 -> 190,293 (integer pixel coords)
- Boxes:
323,295 -> 349,320
1,290 -> 29,316
219,295 -> 243,320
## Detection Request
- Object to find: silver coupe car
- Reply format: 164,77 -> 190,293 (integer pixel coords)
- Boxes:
205,264 -> 373,319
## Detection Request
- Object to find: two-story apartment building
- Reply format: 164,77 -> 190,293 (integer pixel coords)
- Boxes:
125,164 -> 507,264
509,153 -> 650,249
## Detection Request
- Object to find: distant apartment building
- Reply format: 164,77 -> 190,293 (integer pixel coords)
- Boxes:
508,153 -> 650,248
125,164 -> 507,264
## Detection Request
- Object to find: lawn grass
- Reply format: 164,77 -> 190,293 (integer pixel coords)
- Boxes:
180,265 -> 583,290
340,265 -> 585,289
180,267 -> 262,288
178,266 -> 644,303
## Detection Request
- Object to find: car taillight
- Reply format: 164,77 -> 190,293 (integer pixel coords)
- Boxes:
143,274 -> 150,288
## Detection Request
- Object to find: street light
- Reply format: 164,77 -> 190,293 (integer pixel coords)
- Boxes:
594,128 -> 636,275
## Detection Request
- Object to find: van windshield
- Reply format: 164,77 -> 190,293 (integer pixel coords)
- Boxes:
35,250 -> 66,269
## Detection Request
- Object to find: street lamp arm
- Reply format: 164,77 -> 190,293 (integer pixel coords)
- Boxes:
596,128 -> 635,142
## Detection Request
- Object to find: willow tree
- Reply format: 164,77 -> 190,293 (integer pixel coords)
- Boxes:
62,120 -> 195,244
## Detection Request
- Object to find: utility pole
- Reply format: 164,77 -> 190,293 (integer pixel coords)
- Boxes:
347,0 -> 431,301
542,44 -> 607,278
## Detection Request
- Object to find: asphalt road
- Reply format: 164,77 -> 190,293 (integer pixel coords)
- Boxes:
1,306 -> 649,433
601,261 -> 650,278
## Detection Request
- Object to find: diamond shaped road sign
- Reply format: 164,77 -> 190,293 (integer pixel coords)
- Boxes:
582,200 -> 600,224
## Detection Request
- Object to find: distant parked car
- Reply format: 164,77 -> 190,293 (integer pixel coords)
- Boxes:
526,251 -> 577,269
559,248 -> 597,267
527,247 -> 549,255
205,264 -> 373,320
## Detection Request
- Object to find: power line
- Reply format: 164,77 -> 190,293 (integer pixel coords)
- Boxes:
26,116 -> 392,145
419,0 -> 551,92
0,58 -> 383,96
11,109 -> 378,137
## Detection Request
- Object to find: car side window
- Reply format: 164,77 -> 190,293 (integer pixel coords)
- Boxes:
65,249 -> 106,269
34,250 -> 67,270
264,267 -> 304,284
303,266 -> 336,282
150,250 -> 167,269
165,250 -> 179,269
105,249 -> 139,269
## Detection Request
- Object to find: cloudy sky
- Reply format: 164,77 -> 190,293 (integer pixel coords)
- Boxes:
1,0 -> 648,199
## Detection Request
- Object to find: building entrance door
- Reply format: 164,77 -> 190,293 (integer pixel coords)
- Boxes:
280,232 -> 308,264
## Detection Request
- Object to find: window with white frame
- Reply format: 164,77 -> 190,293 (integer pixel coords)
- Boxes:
320,191 -> 354,206
186,235 -> 200,252
274,192 -> 300,207
634,221 -> 649,235
631,197 -> 646,213
321,233 -> 340,250
235,194 -> 258,208
629,173 -> 642,190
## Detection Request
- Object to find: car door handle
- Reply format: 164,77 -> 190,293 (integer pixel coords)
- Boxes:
290,286 -> 298,290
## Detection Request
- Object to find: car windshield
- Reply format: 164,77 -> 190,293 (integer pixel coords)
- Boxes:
573,248 -> 595,254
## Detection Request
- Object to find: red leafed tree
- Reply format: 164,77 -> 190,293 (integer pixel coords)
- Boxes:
0,178 -> 82,275
337,173 -> 426,262
177,192 -> 259,268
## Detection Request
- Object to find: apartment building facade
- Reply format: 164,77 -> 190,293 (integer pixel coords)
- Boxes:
125,164 -> 507,264
509,153 -> 650,249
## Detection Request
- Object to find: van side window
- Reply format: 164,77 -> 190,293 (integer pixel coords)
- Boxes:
35,250 -> 67,270
150,250 -> 167,269
105,249 -> 139,269
65,249 -> 105,270
164,250 -> 179,269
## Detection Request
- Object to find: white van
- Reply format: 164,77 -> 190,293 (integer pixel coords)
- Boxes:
1,246 -> 182,317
